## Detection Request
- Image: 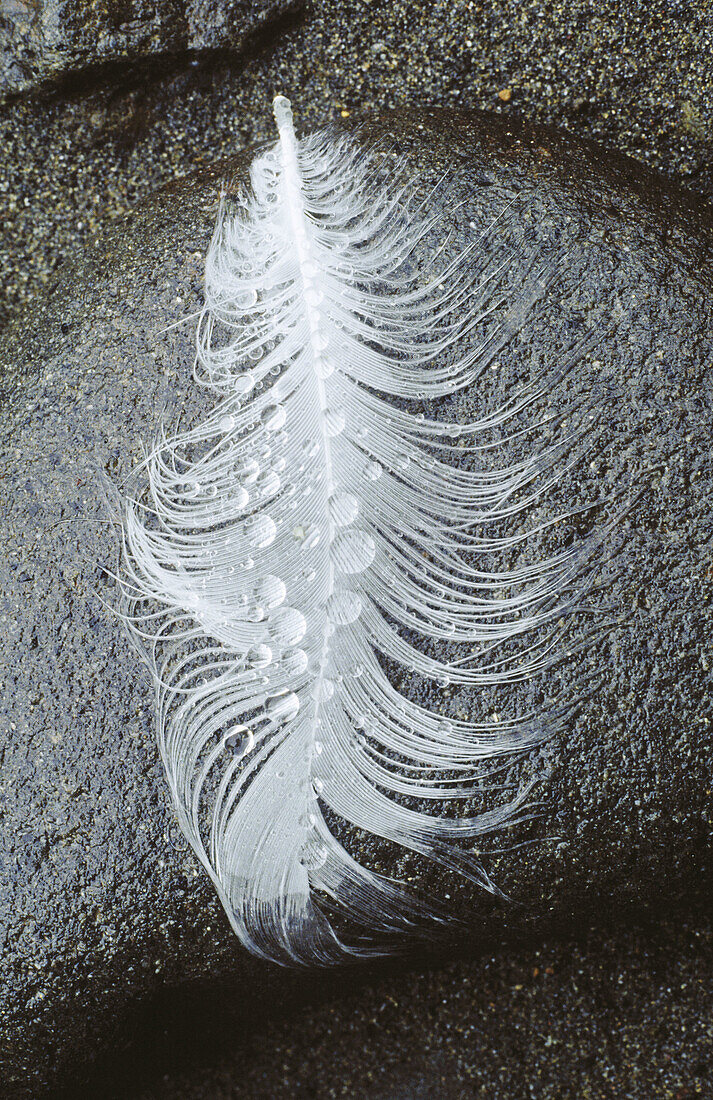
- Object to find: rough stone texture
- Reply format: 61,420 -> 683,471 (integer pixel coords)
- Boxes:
131,913 -> 713,1099
1,0 -> 712,332
0,0 -> 296,98
1,107 -> 711,1096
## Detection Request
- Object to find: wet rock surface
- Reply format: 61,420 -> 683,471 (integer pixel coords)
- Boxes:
0,107 -> 711,1096
2,0 -> 712,334
128,912 -> 713,1099
0,0 -> 296,98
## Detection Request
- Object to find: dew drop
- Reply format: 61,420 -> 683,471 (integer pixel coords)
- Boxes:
314,357 -> 334,379
316,678 -> 335,701
236,289 -> 258,310
269,607 -> 307,646
241,459 -> 260,484
313,740 -> 323,756
331,530 -> 376,574
246,643 -> 272,668
364,460 -> 383,482
267,690 -> 300,722
299,840 -> 327,870
326,590 -> 363,625
223,725 -> 253,757
252,574 -> 286,610
281,647 -> 309,675
305,287 -> 324,308
247,514 -> 277,548
312,776 -> 324,795
234,371 -> 256,395
259,470 -> 281,498
355,712 -> 376,734
261,404 -> 286,432
300,776 -> 317,799
234,485 -> 249,509
245,601 -> 265,622
329,490 -> 359,527
324,408 -> 345,437
219,414 -> 235,433
395,452 -> 411,471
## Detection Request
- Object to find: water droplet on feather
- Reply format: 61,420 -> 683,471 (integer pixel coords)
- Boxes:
281,647 -> 308,675
329,491 -> 359,527
331,530 -> 375,574
224,726 -> 254,757
269,607 -> 307,646
247,514 -> 276,548
252,574 -> 286,610
325,408 -> 345,437
234,372 -> 256,395
267,691 -> 300,722
314,357 -> 334,379
258,470 -> 280,497
299,840 -> 327,869
241,459 -> 260,484
262,404 -> 286,432
326,590 -> 362,625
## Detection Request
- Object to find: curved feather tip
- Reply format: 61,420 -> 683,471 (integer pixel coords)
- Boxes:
114,96 -> 599,965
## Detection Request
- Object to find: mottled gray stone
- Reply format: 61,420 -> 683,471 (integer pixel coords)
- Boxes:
0,0 -> 297,99
0,109 -> 711,1096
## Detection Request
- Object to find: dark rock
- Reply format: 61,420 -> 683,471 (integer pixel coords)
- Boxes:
0,0 -> 297,99
127,912 -> 713,1099
0,108 -> 711,1097
2,0 -> 711,338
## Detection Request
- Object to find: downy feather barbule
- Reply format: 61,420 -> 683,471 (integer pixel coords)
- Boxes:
115,96 -> 597,965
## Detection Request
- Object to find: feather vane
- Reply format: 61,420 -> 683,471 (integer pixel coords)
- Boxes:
116,97 -> 591,965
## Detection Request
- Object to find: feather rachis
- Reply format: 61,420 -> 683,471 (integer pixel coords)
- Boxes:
115,97 -> 602,965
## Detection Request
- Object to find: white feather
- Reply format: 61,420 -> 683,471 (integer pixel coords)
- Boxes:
115,96 -> 595,965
